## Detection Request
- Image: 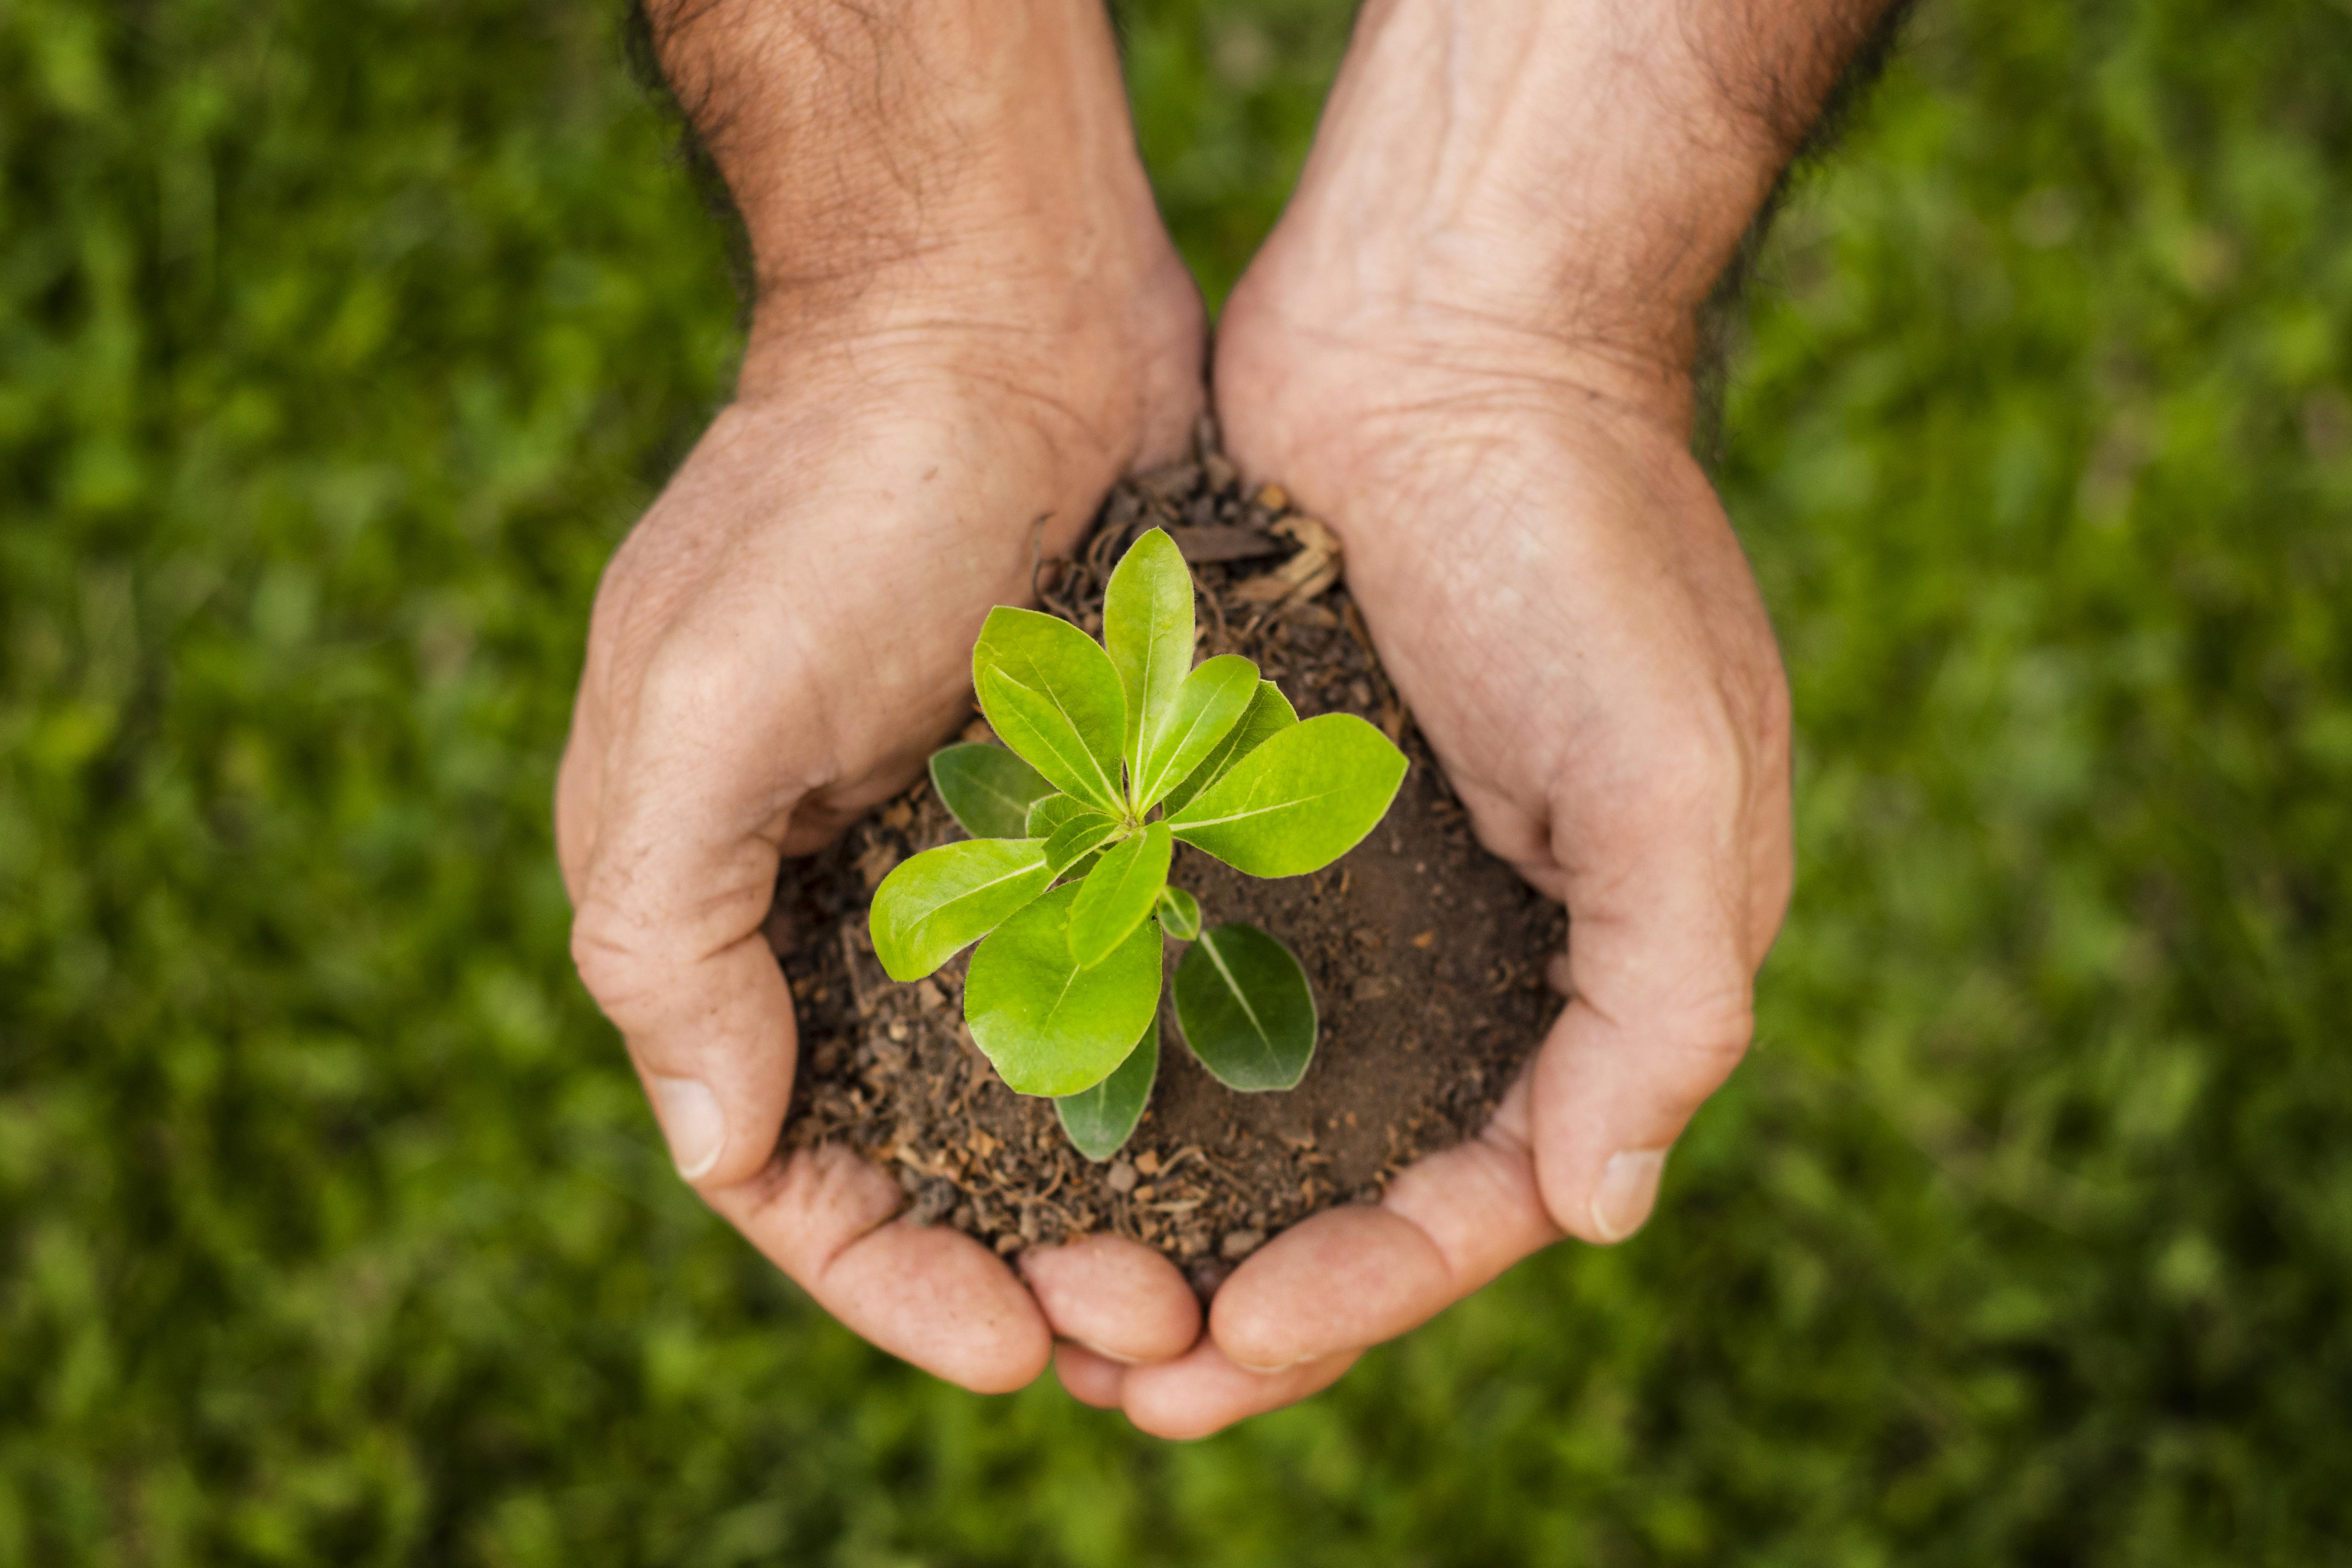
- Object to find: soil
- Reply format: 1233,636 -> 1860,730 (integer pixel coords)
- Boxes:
769,430 -> 1565,1294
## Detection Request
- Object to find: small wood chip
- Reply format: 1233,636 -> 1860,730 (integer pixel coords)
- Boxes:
1231,572 -> 1297,605
1220,1228 -> 1266,1261
1134,1150 -> 1162,1176
855,839 -> 900,891
1410,930 -> 1436,949
1165,524 -> 1284,563
1271,513 -> 1341,556
1254,483 -> 1288,512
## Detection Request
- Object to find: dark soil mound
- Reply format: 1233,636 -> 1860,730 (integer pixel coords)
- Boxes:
771,442 -> 1563,1292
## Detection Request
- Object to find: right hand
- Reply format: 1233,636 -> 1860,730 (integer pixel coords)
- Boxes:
554,241 -> 1210,1392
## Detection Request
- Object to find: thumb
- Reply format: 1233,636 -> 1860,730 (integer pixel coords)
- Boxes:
1532,785 -> 1764,1245
565,654 -> 808,1188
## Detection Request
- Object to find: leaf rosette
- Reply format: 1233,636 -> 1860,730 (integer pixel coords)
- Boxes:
866,526 -> 1408,1159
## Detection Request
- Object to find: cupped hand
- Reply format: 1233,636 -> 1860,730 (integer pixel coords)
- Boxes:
1077,267 -> 1795,1436
556,274 -> 1211,1392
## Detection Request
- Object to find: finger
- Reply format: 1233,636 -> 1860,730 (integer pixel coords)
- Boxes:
1020,1234 -> 1202,1366
1118,1341 -> 1361,1441
1053,1342 -> 1130,1409
1208,1074 -> 1558,1371
1536,755 -> 1764,1244
706,1143 -> 1052,1394
566,603 -> 824,1186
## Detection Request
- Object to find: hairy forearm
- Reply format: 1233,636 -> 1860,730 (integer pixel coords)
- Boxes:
1276,0 -> 1902,414
639,0 -> 1167,359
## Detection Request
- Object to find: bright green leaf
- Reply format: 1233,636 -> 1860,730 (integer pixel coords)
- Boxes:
1044,809 -> 1121,876
1069,821 -> 1173,967
1131,655 -> 1258,810
1026,793 -> 1089,838
1166,713 -> 1407,877
1054,1027 -> 1157,1162
972,607 -> 1126,812
1174,923 -> 1317,1092
965,884 -> 1165,1097
1161,680 -> 1299,815
1103,528 -> 1193,786
868,838 -> 1054,982
928,743 -> 1055,839
1155,885 -> 1201,941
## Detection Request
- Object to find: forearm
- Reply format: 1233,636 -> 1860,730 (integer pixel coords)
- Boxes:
639,0 -> 1173,381
1273,0 -> 1901,420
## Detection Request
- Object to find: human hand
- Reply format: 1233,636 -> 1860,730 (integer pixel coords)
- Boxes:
1048,0 -> 1902,1436
558,0 -> 1210,1393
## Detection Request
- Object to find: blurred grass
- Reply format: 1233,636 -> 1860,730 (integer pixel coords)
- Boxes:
3,0 -> 2349,1563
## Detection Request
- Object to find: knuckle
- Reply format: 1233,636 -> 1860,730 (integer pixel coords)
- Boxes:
1658,989 -> 1756,1082
568,897 -> 673,1023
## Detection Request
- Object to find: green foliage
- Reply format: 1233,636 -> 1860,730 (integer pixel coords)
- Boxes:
1105,526 -> 1195,777
929,743 -> 1057,840
1173,922 -> 1319,1092
868,839 -> 1056,983
1155,884 -> 1204,941
1131,653 -> 1260,809
1068,821 -> 1175,968
1055,1029 -> 1161,1162
1164,713 -> 1411,876
965,885 -> 1167,1097
973,607 -> 1129,813
872,526 -> 1405,1105
5,0 -> 2350,1560
1160,678 -> 1298,814
1043,807 -> 1123,876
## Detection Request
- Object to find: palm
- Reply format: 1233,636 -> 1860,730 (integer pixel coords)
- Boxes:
1068,305 -> 1795,1437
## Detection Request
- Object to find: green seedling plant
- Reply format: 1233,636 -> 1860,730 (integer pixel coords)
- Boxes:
869,528 -> 1408,1161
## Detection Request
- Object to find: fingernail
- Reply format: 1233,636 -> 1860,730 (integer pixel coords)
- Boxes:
1070,1337 -> 1143,1367
1230,1354 -> 1308,1374
651,1075 -> 726,1181
1590,1148 -> 1668,1242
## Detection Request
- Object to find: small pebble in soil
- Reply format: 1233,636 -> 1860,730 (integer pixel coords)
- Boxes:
909,1179 -> 957,1226
1221,1229 -> 1266,1261
1106,1159 -> 1138,1195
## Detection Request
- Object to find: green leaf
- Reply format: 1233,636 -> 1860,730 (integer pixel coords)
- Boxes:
1155,885 -> 1201,941
1160,680 -> 1299,815
1166,713 -> 1407,877
972,607 -> 1126,813
1103,528 -> 1193,788
965,883 -> 1165,1097
1173,923 -> 1317,1092
928,744 -> 1055,839
868,838 -> 1054,983
1131,655 -> 1259,810
1025,793 -> 1089,839
1043,809 -> 1121,876
1054,1027 -> 1157,1162
1068,821 -> 1173,967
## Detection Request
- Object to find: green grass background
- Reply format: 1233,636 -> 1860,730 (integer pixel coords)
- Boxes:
5,0 -> 2349,1561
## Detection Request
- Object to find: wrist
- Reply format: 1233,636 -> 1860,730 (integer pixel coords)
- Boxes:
648,0 -> 1187,373
1229,0 -> 1893,427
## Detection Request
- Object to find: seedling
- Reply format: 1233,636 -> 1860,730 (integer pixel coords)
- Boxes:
869,528 -> 1408,1160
